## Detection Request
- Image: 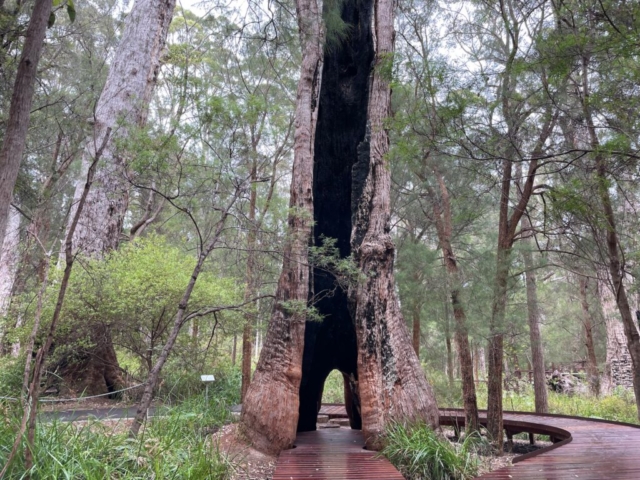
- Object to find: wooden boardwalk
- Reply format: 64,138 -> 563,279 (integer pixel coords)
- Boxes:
273,428 -> 404,479
273,405 -> 640,479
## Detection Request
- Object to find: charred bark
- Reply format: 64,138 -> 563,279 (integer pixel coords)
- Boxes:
349,0 -> 438,449
239,0 -> 323,454
297,0 -> 373,433
242,0 -> 438,453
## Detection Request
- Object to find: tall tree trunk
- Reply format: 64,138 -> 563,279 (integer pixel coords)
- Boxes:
239,0 -> 323,454
478,345 -> 486,379
581,55 -> 640,419
0,206 -> 19,354
242,0 -> 438,453
515,157 -> 548,413
241,159 -> 258,401
68,0 -> 176,255
485,132 -> 552,451
60,0 -> 177,395
444,313 -> 454,388
349,0 -> 438,449
522,237 -> 548,412
0,206 -> 19,315
425,167 -> 479,432
487,241 -> 509,450
0,0 -> 52,261
579,275 -> 599,393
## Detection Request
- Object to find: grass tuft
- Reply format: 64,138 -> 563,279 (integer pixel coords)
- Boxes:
0,396 -> 231,479
381,421 -> 479,480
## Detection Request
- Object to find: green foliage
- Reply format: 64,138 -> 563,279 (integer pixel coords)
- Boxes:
0,398 -> 231,479
309,236 -> 363,291
467,383 -> 639,425
382,421 -> 479,480
428,370 -> 463,408
0,357 -> 23,398
323,0 -> 353,53
280,300 -> 324,323
321,369 -> 344,403
157,361 -> 241,405
34,235 -> 243,377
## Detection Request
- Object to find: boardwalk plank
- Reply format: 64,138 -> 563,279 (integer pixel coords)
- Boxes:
273,406 -> 640,479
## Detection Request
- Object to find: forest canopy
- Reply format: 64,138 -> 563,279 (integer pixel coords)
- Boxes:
1,0 -> 640,474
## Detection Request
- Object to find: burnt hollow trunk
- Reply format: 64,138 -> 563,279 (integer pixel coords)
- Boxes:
242,0 -> 438,454
297,0 -> 373,433
297,0 -> 439,447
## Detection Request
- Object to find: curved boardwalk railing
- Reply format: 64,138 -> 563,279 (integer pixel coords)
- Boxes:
273,405 -> 640,479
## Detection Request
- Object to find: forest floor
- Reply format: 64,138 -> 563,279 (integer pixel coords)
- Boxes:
38,402 -> 551,479
443,427 -> 552,476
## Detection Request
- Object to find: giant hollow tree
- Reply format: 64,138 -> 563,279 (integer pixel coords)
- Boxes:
240,0 -> 439,454
56,0 -> 177,395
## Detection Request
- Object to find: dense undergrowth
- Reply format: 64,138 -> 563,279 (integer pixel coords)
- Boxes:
0,363 -> 241,479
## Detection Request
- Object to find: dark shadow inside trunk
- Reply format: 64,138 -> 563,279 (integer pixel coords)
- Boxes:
297,0 -> 374,433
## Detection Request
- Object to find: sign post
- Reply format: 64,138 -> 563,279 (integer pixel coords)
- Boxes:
201,374 -> 215,404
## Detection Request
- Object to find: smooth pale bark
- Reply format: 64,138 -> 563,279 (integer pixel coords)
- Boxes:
579,275 -> 599,393
239,0 -> 323,454
0,0 -> 52,262
349,0 -> 438,450
0,206 -> 19,315
0,206 -> 19,354
68,0 -> 176,255
478,345 -> 486,379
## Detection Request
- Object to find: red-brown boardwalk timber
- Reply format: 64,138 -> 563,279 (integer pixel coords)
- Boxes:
273,404 -> 640,479
273,428 -> 404,480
